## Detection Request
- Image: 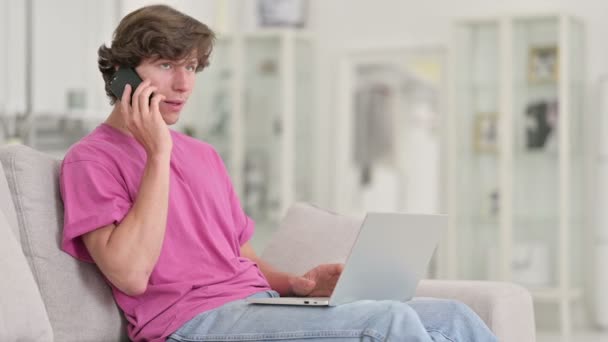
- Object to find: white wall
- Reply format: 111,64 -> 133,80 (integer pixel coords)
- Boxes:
32,0 -> 117,117
0,0 -> 26,116
120,0 -> 217,23
0,0 -> 120,119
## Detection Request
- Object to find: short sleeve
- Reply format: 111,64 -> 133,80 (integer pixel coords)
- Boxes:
227,178 -> 255,246
210,149 -> 255,246
60,160 -> 132,262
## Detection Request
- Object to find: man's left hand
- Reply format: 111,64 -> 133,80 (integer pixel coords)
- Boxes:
288,263 -> 344,297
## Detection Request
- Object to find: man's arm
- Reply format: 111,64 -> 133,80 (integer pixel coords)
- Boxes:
82,154 -> 170,296
81,82 -> 171,296
240,242 -> 295,296
240,242 -> 343,297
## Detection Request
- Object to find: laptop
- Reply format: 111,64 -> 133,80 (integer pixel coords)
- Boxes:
246,212 -> 444,306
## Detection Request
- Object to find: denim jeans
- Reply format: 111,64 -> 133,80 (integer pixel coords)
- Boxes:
167,291 -> 497,341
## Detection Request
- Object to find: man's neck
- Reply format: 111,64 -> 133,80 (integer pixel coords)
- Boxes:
104,105 -> 133,136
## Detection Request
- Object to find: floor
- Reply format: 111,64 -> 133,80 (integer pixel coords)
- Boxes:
537,331 -> 608,342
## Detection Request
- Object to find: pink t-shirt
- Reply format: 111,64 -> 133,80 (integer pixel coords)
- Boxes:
60,123 -> 271,342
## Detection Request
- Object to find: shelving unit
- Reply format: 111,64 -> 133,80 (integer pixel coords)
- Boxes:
181,29 -> 315,240
447,14 -> 586,335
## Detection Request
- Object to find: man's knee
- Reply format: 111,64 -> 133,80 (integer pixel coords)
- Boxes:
433,299 -> 482,326
369,301 -> 420,320
410,298 -> 477,321
410,298 -> 497,341
376,301 -> 433,341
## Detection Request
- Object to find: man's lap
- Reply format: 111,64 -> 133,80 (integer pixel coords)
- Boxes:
167,290 -> 496,342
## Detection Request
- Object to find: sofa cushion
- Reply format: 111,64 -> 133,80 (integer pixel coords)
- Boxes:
261,202 -> 363,274
0,144 -> 128,342
0,205 -> 54,341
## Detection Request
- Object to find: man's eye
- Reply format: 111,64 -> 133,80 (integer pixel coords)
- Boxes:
186,65 -> 197,72
160,63 -> 172,70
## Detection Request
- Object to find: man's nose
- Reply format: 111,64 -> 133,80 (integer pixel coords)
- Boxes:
172,69 -> 191,92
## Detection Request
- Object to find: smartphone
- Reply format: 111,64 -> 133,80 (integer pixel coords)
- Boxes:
109,66 -> 144,103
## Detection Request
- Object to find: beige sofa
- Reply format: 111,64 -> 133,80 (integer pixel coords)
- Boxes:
0,144 -> 536,341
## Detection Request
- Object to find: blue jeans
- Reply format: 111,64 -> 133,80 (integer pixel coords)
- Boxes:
167,291 -> 497,341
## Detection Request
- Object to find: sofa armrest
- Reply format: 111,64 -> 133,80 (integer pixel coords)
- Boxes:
416,279 -> 536,342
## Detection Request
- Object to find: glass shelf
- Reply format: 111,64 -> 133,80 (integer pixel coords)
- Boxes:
450,16 -> 586,321
452,21 -> 501,282
242,36 -> 283,227
187,38 -> 234,168
183,32 -> 315,241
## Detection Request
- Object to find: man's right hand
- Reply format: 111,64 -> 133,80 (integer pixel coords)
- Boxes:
120,81 -> 172,158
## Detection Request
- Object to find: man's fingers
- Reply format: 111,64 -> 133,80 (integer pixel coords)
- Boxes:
290,277 -> 315,296
138,86 -> 157,113
299,279 -> 315,294
334,263 -> 344,275
131,80 -> 150,115
150,93 -> 166,114
120,84 -> 132,116
321,263 -> 343,276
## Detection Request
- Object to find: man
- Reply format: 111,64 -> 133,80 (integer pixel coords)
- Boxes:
60,4 -> 497,342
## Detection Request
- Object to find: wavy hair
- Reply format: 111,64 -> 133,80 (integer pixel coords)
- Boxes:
98,5 -> 215,104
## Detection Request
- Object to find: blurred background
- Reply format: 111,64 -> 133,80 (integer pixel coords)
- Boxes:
1,0 -> 607,340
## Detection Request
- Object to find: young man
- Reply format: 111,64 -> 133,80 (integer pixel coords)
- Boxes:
60,5 -> 497,342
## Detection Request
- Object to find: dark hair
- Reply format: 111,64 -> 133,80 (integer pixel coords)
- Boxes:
98,5 -> 215,104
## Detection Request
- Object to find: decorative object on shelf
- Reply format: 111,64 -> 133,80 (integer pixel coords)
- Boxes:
489,188 -> 500,217
480,187 -> 500,219
512,242 -> 551,287
528,45 -> 559,83
259,59 -> 278,75
257,0 -> 308,28
336,47 -> 445,218
473,113 -> 498,153
244,150 -> 270,219
0,114 -> 29,145
353,73 -> 394,186
209,70 -> 231,137
524,99 -> 558,151
66,88 -> 87,111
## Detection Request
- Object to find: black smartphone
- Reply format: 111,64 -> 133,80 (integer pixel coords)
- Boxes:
109,67 -> 143,103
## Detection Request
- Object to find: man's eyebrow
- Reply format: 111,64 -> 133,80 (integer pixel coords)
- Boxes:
155,58 -> 197,65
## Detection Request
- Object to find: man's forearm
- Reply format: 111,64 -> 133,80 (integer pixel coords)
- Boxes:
256,259 -> 295,296
240,243 -> 294,296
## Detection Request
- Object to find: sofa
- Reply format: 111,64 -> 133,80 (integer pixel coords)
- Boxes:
0,144 -> 536,341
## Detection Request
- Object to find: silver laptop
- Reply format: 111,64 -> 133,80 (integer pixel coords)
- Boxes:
247,212 -> 444,306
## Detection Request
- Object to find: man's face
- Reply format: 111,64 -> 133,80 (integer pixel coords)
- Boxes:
134,56 -> 198,125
